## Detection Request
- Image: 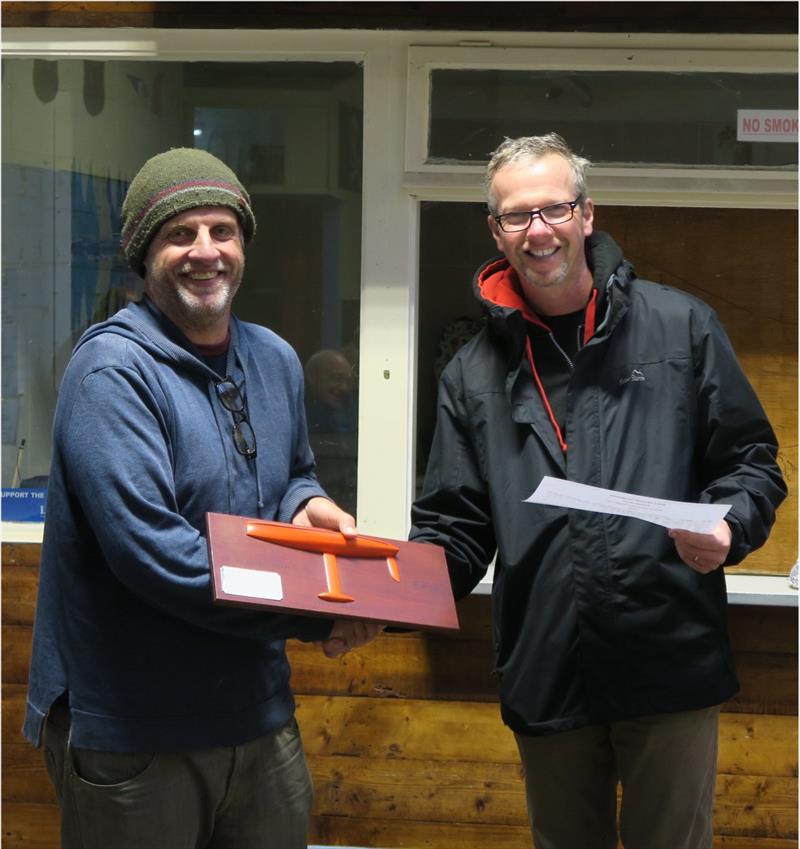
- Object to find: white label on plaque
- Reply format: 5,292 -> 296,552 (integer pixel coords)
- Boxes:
220,565 -> 284,600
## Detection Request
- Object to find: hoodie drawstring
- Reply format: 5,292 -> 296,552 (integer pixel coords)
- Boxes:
231,347 -> 265,512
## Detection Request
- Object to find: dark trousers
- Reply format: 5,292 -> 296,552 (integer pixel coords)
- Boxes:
42,702 -> 314,849
515,706 -> 720,849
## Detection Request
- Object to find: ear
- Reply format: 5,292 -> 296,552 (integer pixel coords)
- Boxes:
487,214 -> 505,252
581,196 -> 594,238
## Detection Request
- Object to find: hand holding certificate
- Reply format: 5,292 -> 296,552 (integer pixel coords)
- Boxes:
526,477 -> 734,573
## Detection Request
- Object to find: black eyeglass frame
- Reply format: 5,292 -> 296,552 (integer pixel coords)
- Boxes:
215,377 -> 258,460
493,196 -> 583,233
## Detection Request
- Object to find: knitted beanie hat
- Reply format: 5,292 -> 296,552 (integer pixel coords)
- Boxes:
121,147 -> 256,277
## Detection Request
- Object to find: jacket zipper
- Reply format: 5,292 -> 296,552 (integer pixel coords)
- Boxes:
547,332 -> 574,371
522,288 -> 599,455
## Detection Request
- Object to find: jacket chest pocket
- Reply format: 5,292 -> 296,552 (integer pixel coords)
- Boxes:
571,358 -> 696,485
605,357 -> 694,414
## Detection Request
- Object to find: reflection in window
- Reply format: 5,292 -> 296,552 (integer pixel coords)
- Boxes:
304,348 -> 358,516
416,202 -> 493,491
2,59 -> 363,516
415,200 -> 797,521
429,70 -> 797,166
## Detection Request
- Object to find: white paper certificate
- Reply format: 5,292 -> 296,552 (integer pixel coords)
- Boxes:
525,476 -> 730,534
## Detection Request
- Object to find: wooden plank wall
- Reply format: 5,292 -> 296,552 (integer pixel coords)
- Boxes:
3,543 -> 797,849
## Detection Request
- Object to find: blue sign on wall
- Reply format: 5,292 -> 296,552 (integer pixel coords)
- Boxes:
2,488 -> 47,522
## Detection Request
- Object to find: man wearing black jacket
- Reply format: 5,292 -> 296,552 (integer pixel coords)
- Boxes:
410,133 -> 786,849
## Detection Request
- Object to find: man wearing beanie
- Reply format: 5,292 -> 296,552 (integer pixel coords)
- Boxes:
24,147 -> 381,849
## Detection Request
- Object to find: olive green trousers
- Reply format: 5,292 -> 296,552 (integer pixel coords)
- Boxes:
515,705 -> 720,849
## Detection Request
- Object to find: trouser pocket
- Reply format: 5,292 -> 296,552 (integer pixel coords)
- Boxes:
69,747 -> 156,786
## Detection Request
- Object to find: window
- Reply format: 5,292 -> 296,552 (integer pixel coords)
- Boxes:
416,200 -> 798,574
405,40 -> 798,209
428,69 -> 797,167
2,58 -> 363,515
2,29 -> 796,570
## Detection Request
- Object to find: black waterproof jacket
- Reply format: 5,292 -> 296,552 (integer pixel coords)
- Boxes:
410,231 -> 786,737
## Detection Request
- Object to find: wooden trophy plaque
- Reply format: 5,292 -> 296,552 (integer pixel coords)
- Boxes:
206,512 -> 459,632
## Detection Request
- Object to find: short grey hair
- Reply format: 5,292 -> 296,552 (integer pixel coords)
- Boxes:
484,133 -> 591,214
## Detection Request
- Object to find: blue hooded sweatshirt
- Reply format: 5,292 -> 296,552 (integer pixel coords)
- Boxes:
24,297 -> 333,753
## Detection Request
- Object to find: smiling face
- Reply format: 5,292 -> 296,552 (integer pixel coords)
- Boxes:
310,350 -> 353,408
487,153 -> 595,315
143,206 -> 245,344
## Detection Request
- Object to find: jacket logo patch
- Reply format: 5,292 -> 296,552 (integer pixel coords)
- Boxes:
619,368 -> 646,386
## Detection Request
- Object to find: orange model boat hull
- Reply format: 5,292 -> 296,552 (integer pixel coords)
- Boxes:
246,521 -> 399,558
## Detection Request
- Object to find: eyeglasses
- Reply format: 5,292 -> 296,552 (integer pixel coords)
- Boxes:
215,377 -> 257,459
493,197 -> 582,232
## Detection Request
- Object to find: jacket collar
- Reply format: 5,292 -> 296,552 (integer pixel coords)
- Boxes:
473,230 -> 633,345
74,296 -> 242,383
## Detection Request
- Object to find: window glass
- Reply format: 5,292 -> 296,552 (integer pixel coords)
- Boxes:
416,200 -> 796,574
429,70 -> 797,166
2,59 -> 362,516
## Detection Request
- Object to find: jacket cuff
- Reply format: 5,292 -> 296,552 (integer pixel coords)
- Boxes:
279,485 -> 328,525
723,513 -> 749,566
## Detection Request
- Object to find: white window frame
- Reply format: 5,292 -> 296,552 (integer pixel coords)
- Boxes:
2,26 -> 422,543
404,35 -> 798,209
3,28 -> 798,604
